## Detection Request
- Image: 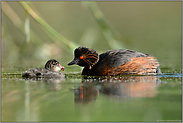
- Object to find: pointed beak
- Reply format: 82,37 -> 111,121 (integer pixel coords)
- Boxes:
59,64 -> 65,71
61,66 -> 65,71
68,58 -> 79,65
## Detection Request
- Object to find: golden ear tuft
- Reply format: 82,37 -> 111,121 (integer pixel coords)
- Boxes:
75,47 -> 99,69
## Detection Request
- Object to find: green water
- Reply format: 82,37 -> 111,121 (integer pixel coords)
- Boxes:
1,1 -> 182,122
1,67 -> 182,122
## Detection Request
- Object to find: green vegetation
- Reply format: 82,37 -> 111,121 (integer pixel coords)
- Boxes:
2,1 -> 182,72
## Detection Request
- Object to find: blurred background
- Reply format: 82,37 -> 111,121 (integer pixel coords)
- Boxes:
1,1 -> 182,73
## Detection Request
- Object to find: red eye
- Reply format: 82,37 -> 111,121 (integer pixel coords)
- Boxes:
80,56 -> 83,59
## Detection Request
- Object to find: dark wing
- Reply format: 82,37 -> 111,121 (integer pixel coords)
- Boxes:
98,49 -> 148,67
22,68 -> 49,78
88,49 -> 149,76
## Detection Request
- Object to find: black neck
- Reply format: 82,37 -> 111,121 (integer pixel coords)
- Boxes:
81,66 -> 91,75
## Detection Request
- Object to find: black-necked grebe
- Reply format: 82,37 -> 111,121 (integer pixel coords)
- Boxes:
68,47 -> 161,76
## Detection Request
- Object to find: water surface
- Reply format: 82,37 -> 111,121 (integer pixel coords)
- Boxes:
1,69 -> 182,122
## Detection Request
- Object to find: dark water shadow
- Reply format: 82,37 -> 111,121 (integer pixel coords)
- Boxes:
73,75 -> 161,104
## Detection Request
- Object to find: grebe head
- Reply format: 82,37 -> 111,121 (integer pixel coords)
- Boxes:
68,47 -> 99,69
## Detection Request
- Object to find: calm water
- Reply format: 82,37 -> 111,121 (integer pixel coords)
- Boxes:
1,68 -> 182,122
2,1 -> 182,122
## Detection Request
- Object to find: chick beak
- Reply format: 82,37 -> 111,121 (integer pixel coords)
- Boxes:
59,64 -> 65,71
68,58 -> 79,65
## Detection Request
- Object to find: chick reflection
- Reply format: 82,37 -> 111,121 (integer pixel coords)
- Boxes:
44,78 -> 64,91
74,83 -> 99,103
74,76 -> 161,103
22,76 -> 64,92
